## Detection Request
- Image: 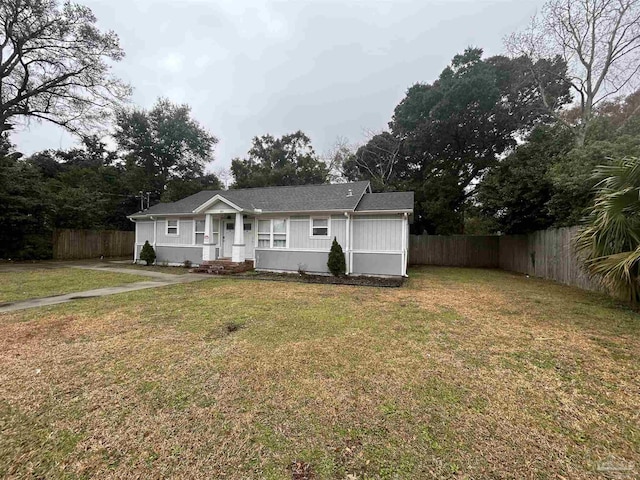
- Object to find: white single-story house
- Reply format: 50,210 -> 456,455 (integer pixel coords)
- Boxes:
127,181 -> 414,277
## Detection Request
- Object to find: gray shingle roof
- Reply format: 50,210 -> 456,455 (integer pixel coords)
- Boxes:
131,181 -> 375,216
355,192 -> 414,211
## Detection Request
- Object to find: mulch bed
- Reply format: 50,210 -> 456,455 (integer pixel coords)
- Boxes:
233,271 -> 405,288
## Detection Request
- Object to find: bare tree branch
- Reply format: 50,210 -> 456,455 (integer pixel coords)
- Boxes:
505,0 -> 640,145
0,0 -> 131,135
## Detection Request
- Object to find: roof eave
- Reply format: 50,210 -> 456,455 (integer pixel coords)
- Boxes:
354,209 -> 413,214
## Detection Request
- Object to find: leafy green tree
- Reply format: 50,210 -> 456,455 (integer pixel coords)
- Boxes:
115,98 -> 218,202
477,125 -> 575,234
162,174 -> 223,202
478,89 -> 640,233
0,135 -> 54,259
327,238 -> 346,276
548,134 -> 640,226
231,131 -> 329,188
386,48 -> 571,234
25,137 -> 136,231
576,157 -> 640,304
0,0 -> 130,134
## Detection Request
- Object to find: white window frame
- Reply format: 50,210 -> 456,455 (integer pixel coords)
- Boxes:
257,219 -> 271,248
309,216 -> 331,239
272,218 -> 287,249
166,219 -> 179,236
256,218 -> 288,249
194,218 -> 205,245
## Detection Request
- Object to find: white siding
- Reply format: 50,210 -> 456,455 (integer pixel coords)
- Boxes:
288,215 -> 346,250
156,218 -> 193,245
136,221 -> 154,243
352,214 -> 403,251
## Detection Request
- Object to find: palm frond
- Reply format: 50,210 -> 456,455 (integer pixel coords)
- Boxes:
576,157 -> 640,305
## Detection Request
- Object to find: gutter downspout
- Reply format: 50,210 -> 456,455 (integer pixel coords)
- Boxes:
402,212 -> 409,277
129,217 -> 137,263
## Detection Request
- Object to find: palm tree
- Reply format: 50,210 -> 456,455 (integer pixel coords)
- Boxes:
576,157 -> 640,305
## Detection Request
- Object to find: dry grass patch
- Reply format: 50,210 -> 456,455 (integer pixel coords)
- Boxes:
0,267 -> 638,479
108,263 -> 193,275
0,268 -> 149,303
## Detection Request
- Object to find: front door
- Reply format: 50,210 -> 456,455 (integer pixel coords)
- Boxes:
223,221 -> 235,258
243,219 -> 255,259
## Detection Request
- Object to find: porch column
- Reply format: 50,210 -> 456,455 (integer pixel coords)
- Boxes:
202,213 -> 216,262
231,212 -> 245,262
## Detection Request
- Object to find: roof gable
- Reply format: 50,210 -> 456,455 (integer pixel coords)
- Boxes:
194,194 -> 243,214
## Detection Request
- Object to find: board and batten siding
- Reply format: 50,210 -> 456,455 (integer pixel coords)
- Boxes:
351,214 -> 404,251
136,221 -> 154,244
288,215 -> 346,250
155,218 -> 193,245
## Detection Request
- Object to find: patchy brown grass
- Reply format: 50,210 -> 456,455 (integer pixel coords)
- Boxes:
109,263 -> 193,275
0,268 -> 149,303
0,267 -> 638,479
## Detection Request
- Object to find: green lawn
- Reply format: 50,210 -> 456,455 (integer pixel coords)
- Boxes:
0,267 -> 638,479
0,268 -> 149,303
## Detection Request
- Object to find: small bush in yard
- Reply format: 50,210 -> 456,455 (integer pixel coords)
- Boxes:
183,259 -> 192,268
140,241 -> 156,265
327,237 -> 346,276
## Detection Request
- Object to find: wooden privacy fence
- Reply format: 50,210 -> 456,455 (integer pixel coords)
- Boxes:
408,234 -> 499,268
410,226 -> 598,292
53,229 -> 135,260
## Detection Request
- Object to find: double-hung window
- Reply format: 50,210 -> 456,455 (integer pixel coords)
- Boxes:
166,219 -> 179,236
258,220 -> 271,247
257,219 -> 287,248
310,217 -> 330,238
194,220 -> 205,244
273,219 -> 287,247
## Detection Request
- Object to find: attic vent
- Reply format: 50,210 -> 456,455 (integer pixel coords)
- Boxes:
347,189 -> 353,197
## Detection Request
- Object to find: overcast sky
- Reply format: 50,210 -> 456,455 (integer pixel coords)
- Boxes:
11,0 -> 544,172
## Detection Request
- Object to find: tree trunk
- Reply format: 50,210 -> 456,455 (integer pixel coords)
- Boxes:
574,124 -> 587,147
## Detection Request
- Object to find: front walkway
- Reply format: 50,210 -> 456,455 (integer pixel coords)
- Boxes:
0,263 -> 208,313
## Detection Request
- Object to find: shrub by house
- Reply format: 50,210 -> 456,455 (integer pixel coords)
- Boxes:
139,241 -> 156,265
327,237 -> 346,276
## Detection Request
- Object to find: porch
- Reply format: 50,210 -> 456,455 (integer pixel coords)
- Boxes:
201,212 -> 256,264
